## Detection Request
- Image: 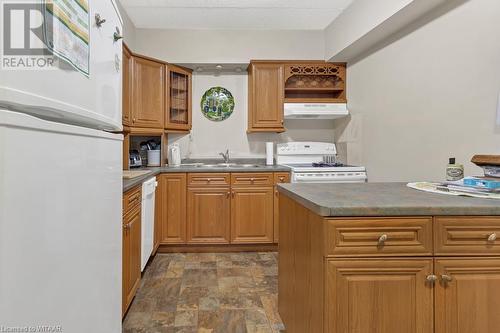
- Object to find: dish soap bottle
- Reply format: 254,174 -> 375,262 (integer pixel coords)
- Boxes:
446,158 -> 464,181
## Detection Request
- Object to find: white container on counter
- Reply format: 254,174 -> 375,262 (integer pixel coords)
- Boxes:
147,150 -> 161,167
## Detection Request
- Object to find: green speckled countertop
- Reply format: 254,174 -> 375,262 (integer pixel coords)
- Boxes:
277,182 -> 500,217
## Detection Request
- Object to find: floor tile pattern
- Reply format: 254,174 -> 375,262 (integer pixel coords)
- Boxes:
123,252 -> 284,333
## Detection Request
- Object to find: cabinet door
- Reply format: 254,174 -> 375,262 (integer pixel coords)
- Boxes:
158,174 -> 187,244
248,63 -> 284,132
231,187 -> 274,244
273,172 -> 290,243
435,258 -> 500,333
122,44 -> 133,127
166,65 -> 192,132
123,207 -> 141,316
187,187 -> 231,244
326,259 -> 434,333
132,56 -> 164,128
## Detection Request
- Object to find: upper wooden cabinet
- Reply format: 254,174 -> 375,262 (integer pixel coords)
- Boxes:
247,60 -> 347,133
283,63 -> 346,103
247,62 -> 285,133
166,64 -> 192,132
131,55 -> 165,129
122,45 -> 133,127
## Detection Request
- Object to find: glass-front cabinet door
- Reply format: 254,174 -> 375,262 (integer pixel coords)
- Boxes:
166,65 -> 192,132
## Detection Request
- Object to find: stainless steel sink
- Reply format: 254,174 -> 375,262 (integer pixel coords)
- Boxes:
234,164 -> 261,168
194,163 -> 261,168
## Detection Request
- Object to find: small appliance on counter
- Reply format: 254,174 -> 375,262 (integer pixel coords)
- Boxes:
129,150 -> 143,168
168,143 -> 181,167
147,150 -> 161,167
276,142 -> 367,183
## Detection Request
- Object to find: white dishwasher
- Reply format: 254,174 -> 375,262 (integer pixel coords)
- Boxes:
141,177 -> 157,271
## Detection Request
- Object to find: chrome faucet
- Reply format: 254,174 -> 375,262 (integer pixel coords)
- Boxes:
219,149 -> 230,163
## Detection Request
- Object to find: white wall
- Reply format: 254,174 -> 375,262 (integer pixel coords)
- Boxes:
325,0 -> 413,60
133,29 -> 325,63
170,74 -> 335,158
338,0 -> 500,181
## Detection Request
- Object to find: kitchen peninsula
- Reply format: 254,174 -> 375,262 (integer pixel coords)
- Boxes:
277,182 -> 500,333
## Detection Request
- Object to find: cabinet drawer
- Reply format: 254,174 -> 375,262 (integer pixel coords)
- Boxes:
187,173 -> 230,186
326,217 -> 433,257
274,172 -> 291,185
435,216 -> 500,255
123,186 -> 141,217
231,173 -> 273,186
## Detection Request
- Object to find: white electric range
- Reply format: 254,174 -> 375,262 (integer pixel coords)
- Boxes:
276,142 -> 367,183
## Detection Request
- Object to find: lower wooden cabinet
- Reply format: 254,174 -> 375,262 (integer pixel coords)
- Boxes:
154,171 -> 290,247
326,259 -> 434,333
279,196 -> 500,333
435,258 -> 500,333
231,187 -> 274,244
122,205 -> 141,317
157,174 -> 187,244
187,187 -> 231,244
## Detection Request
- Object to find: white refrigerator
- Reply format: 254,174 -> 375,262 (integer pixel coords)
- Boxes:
0,1 -> 124,332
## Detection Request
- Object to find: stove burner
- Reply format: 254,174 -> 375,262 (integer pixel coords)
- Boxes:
312,162 -> 345,167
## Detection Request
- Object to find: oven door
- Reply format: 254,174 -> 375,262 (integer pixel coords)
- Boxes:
292,171 -> 367,183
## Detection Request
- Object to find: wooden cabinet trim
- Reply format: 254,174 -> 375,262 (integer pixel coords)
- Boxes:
325,217 -> 433,257
123,186 -> 141,217
231,173 -> 273,186
435,216 -> 500,255
187,173 -> 230,187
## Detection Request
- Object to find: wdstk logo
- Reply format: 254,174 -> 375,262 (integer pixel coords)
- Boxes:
1,1 -> 57,70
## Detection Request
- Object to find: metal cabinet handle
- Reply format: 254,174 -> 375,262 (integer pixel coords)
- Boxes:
378,234 -> 388,245
426,275 -> 437,283
113,27 -> 123,42
488,233 -> 497,242
231,191 -> 235,198
95,13 -> 106,27
279,177 -> 285,182
441,274 -> 453,283
226,191 -> 230,198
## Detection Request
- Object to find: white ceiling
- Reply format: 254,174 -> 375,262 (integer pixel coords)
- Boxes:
120,0 -> 355,30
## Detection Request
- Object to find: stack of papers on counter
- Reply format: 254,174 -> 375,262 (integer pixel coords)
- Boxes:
407,182 -> 500,200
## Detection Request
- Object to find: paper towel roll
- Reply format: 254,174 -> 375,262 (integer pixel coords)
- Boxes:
266,142 -> 274,165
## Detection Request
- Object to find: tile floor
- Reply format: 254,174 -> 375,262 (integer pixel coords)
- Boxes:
123,252 -> 284,333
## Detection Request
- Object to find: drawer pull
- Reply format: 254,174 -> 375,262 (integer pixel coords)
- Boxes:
377,234 -> 388,245
426,275 -> 437,283
488,233 -> 497,242
441,274 -> 453,283
279,176 -> 285,182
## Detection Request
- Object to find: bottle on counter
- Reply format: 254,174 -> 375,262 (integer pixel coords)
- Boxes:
446,157 -> 464,181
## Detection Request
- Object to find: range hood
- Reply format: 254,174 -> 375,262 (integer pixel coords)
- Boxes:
284,103 -> 349,119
